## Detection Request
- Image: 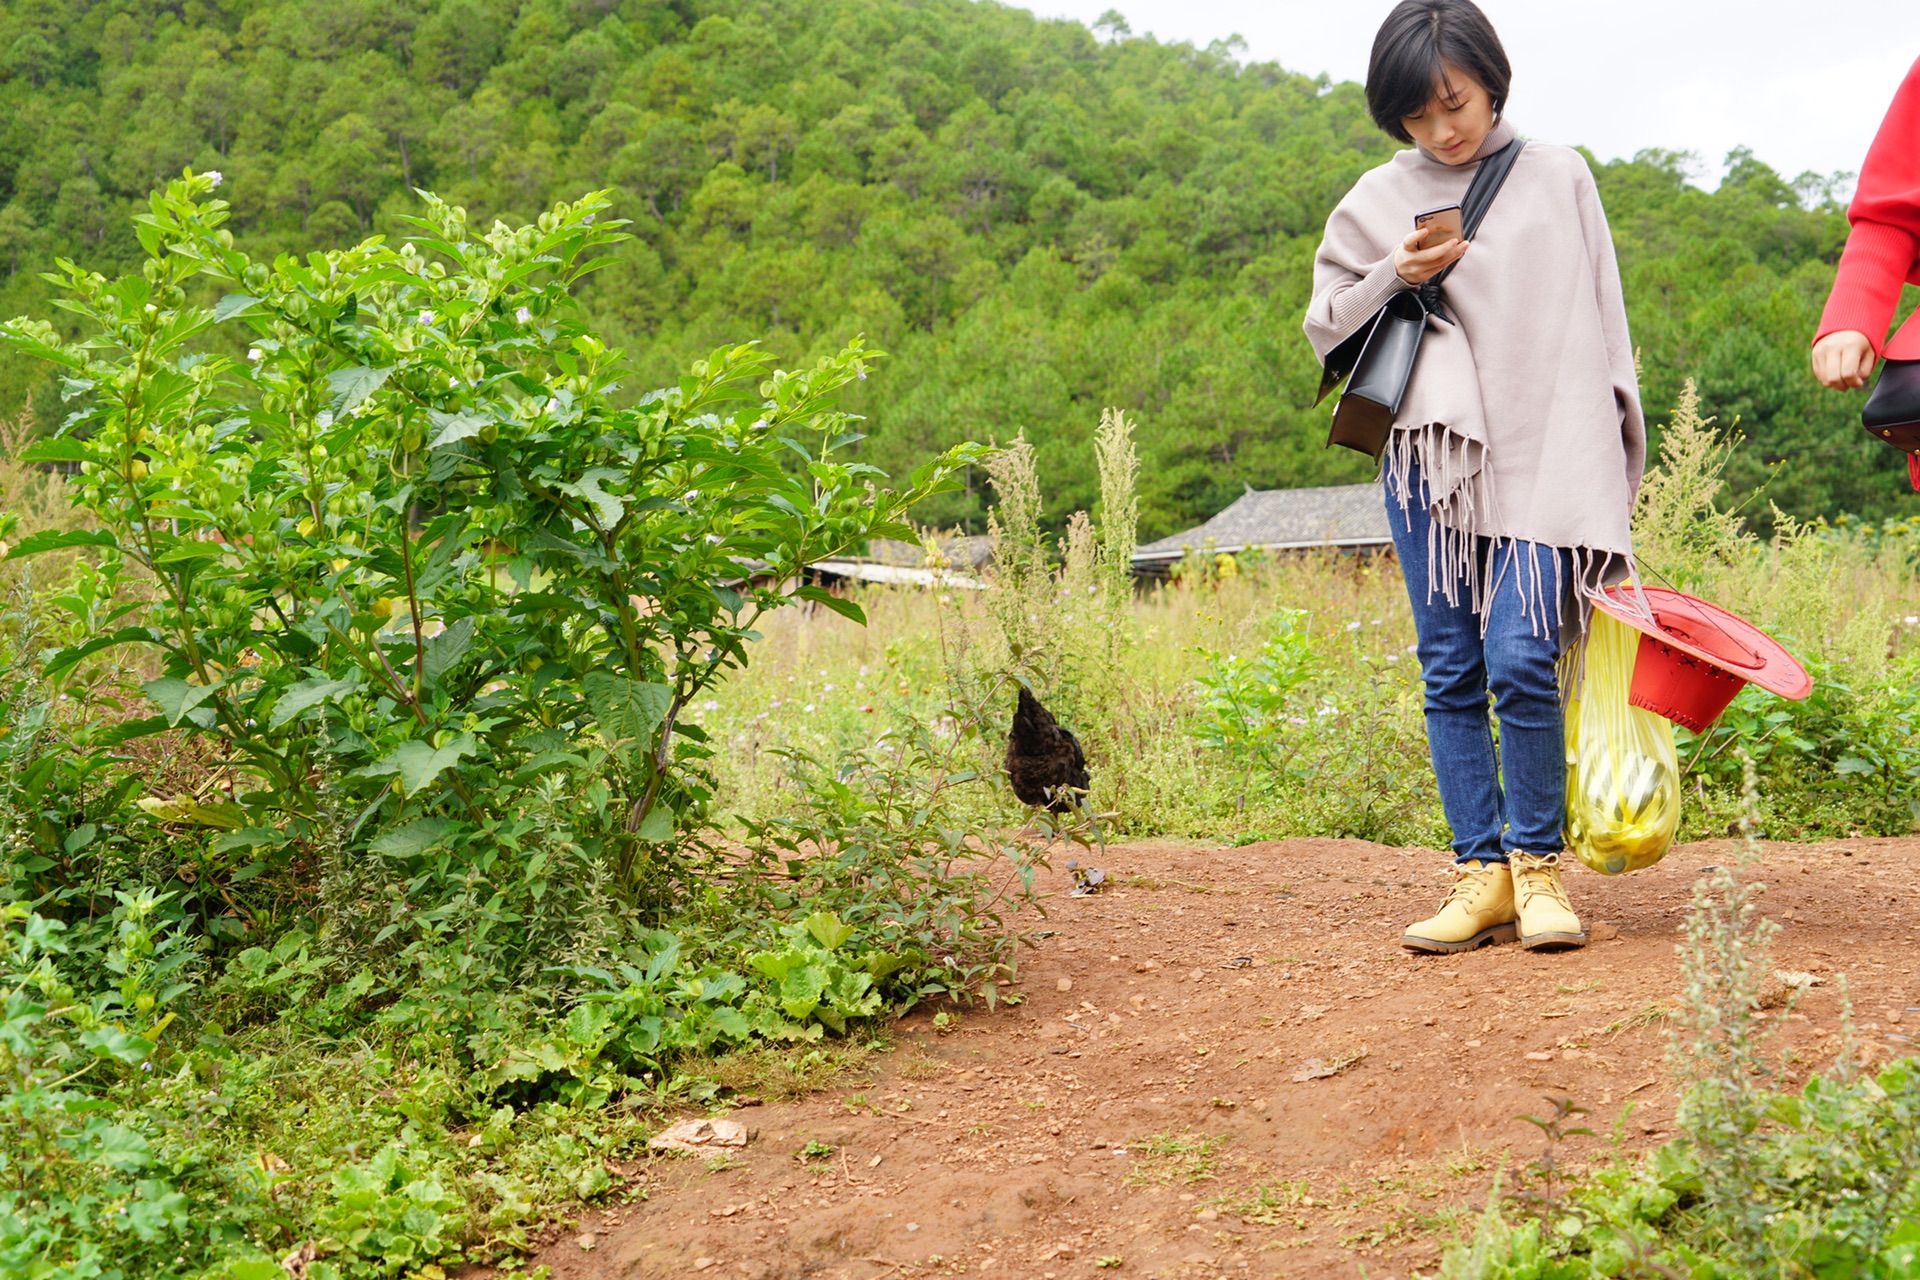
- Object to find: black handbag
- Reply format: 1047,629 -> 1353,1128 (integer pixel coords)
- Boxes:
1862,358 -> 1920,451
1316,138 -> 1525,461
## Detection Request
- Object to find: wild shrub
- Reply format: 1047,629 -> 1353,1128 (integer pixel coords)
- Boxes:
0,171 -> 977,942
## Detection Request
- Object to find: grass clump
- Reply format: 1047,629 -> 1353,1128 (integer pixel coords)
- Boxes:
1123,1130 -> 1229,1187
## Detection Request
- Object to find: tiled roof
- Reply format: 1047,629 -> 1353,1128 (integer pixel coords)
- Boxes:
1133,484 -> 1391,563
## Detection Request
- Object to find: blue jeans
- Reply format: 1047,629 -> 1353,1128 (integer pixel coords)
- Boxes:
1386,466 -> 1570,865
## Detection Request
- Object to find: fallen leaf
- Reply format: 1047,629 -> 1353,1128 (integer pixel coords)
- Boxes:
1292,1047 -> 1367,1082
649,1118 -> 750,1154
281,1241 -> 317,1280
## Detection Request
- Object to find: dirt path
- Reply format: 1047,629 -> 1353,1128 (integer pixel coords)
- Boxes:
509,836 -> 1919,1279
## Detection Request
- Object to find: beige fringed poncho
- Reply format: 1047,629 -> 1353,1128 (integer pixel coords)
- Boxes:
1304,119 -> 1646,626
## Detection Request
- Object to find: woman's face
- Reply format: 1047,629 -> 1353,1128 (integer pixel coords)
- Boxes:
1401,67 -> 1497,165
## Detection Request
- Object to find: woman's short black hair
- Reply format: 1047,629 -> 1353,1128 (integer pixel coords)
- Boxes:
1365,0 -> 1512,143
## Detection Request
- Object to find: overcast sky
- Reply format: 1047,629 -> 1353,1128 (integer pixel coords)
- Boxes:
1035,0 -> 1920,192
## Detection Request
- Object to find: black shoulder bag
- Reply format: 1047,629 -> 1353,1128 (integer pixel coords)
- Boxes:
1315,139 -> 1525,461
1863,360 -> 1920,450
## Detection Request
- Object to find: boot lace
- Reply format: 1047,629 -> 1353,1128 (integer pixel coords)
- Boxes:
1442,864 -> 1496,910
1511,854 -> 1572,911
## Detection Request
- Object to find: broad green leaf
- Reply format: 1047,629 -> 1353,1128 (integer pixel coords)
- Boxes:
792,584 -> 866,625
154,541 -> 230,564
136,795 -> 248,828
141,676 -> 220,726
94,714 -> 169,746
423,615 -> 477,683
18,437 -> 92,463
42,625 -> 152,677
369,817 -> 455,857
82,1122 -> 155,1172
369,733 -> 478,797
582,672 -> 671,754
428,409 -> 490,448
212,293 -> 262,321
804,911 -> 855,951
326,365 -> 393,416
79,1026 -> 154,1065
632,805 -> 675,843
556,466 -> 628,528
268,676 -> 355,730
5,528 -> 118,559
215,1262 -> 289,1280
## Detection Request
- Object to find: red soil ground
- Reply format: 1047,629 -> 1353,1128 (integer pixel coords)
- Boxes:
502,835 -> 1919,1279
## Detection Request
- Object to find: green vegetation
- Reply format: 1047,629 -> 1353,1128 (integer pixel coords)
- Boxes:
0,0 -> 1909,537
0,177 -> 1042,1277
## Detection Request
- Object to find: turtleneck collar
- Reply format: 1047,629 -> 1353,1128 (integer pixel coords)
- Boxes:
1414,117 -> 1518,167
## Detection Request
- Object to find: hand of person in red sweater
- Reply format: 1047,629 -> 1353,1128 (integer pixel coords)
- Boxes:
1813,330 -> 1877,390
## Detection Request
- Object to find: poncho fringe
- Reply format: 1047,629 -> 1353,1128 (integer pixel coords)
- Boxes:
1384,422 -> 1635,641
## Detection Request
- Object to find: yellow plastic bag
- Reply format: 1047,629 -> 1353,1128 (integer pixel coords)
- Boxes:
1561,611 -> 1681,875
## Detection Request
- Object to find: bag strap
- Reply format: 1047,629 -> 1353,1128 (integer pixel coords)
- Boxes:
1425,138 -> 1524,301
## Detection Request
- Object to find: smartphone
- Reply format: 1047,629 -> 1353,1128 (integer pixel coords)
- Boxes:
1414,203 -> 1463,248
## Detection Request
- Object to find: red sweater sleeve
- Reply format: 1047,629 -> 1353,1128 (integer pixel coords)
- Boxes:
1817,56 -> 1920,355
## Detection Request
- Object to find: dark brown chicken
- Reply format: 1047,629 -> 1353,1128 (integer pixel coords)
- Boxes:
1006,687 -> 1090,811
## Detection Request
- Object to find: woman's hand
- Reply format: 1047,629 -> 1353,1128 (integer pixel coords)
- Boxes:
1394,228 -> 1469,286
1812,330 -> 1876,390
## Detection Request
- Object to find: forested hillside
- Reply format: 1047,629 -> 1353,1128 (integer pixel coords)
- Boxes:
0,0 -> 1904,534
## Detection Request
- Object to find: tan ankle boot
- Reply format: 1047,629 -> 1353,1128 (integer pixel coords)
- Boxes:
1510,852 -> 1587,950
1401,860 -> 1517,954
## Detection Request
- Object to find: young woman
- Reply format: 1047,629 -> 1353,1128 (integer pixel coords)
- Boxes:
1304,0 -> 1645,954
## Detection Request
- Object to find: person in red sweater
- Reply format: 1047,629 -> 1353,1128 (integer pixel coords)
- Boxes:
1814,57 -> 1920,393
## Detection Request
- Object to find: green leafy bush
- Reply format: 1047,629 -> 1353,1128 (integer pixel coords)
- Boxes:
1,169 -> 976,934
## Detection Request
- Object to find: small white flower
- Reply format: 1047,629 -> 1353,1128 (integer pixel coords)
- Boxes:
515,306 -> 531,323
418,310 -> 434,324
205,170 -> 223,188
247,348 -> 263,361
1345,621 -> 1361,632
859,665 -> 870,677
1907,616 -> 1919,626
703,700 -> 719,711
824,683 -> 836,692
686,490 -> 700,502
1406,643 -> 1418,654
1369,618 -> 1382,626
805,703 -> 817,713
1386,654 -> 1401,663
